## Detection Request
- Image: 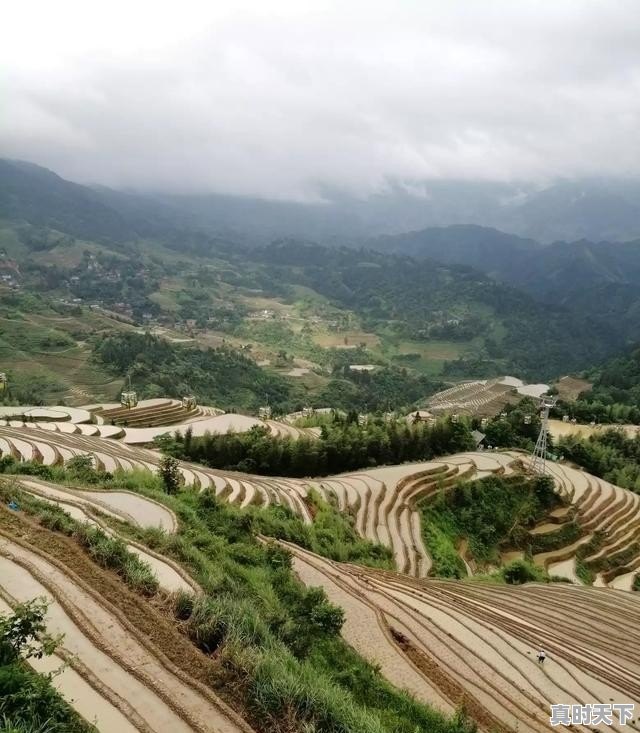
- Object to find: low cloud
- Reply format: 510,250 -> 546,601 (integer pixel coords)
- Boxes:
2,0 -> 639,198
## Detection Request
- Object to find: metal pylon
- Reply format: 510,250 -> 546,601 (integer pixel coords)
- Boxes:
530,395 -> 556,475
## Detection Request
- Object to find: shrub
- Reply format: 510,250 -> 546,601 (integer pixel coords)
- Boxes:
158,455 -> 182,494
501,559 -> 545,585
0,600 -> 94,733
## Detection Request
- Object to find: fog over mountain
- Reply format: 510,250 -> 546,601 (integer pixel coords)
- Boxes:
2,0 -> 640,218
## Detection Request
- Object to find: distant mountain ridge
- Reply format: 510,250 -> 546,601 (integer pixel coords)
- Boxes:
370,225 -> 542,277
2,158 -> 640,243
373,226 -> 640,344
2,156 -> 640,352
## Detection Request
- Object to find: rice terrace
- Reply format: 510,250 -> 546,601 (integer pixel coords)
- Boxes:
4,4 -> 640,731
1,393 -> 640,732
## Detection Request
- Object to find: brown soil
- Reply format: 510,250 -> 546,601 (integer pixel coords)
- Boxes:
0,505 -> 255,732
390,627 -> 511,733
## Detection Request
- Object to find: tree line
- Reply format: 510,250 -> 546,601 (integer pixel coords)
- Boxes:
156,414 -> 475,477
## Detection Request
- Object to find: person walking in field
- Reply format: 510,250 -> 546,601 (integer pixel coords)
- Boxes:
537,649 -> 546,664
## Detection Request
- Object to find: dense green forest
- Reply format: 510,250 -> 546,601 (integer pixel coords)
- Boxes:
257,241 -> 619,379
157,414 -> 475,476
559,429 -> 640,493
93,331 -> 442,413
94,331 -> 293,411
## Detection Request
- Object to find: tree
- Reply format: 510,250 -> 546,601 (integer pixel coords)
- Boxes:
158,455 -> 182,494
66,454 -> 96,481
0,598 -> 60,665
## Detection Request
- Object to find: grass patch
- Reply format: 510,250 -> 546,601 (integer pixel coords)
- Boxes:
421,474 -> 563,576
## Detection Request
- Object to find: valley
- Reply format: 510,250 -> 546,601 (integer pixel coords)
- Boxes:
3,162 -> 640,733
3,6 -> 640,732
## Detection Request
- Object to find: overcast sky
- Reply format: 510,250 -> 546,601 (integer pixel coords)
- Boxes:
2,1 -> 639,199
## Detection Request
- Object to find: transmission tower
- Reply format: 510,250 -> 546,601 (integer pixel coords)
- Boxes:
530,395 -> 557,474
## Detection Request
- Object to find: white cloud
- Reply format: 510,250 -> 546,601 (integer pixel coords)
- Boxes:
2,0 -> 639,196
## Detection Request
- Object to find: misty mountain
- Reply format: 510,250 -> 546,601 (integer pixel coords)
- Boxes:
153,178 -> 640,244
2,159 -> 640,245
370,225 -> 541,277
2,156 -> 640,349
0,159 -> 141,242
376,225 -> 640,343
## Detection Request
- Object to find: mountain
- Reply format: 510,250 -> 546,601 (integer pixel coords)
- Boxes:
498,179 -> 640,243
3,159 -> 640,244
0,157 -> 634,396
0,159 -> 138,241
375,225 -> 640,344
370,225 -> 541,276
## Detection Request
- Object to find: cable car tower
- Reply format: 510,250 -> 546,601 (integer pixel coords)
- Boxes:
530,395 -> 557,475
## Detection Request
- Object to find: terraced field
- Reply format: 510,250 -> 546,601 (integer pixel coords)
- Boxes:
427,377 -> 548,418
0,491 -> 252,733
3,406 -> 640,590
285,542 -> 640,733
0,399 -> 318,444
3,401 -> 640,732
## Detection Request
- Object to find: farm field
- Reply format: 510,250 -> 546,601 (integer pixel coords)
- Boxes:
285,542 -> 640,733
548,419 -> 640,441
2,397 -> 640,732
2,400 -> 640,590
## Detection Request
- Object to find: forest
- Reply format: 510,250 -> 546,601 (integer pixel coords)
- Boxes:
555,347 -> 640,424
156,414 -> 475,476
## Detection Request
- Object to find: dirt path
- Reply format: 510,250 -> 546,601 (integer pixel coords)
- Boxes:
0,536 -> 250,733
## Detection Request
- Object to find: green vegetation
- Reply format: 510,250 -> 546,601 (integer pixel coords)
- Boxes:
1,468 -> 473,733
0,598 -> 95,733
0,477 -> 159,596
158,414 -> 475,476
473,398 -> 544,451
559,429 -> 640,492
250,491 -> 394,568
126,488 -> 474,733
553,347 -> 640,424
93,331 -> 294,412
2,162 -> 633,409
420,474 -> 561,577
158,454 -> 182,494
258,240 -> 619,379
